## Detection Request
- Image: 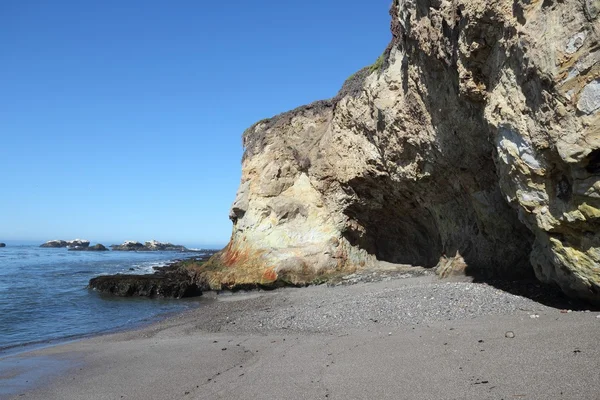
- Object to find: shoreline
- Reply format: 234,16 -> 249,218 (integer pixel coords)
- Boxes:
2,274 -> 599,399
0,253 -> 213,357
0,297 -> 209,358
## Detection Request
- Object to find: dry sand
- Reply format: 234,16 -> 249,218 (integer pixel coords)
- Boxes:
1,274 -> 599,400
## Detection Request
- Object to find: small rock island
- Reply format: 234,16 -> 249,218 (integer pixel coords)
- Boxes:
110,240 -> 188,252
41,239 -> 90,248
40,239 -> 108,251
0,243 -> 6,248
68,244 -> 109,252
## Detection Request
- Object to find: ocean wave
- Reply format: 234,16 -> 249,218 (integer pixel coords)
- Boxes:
123,261 -> 169,275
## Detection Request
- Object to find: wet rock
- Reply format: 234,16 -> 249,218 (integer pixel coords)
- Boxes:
89,262 -> 202,298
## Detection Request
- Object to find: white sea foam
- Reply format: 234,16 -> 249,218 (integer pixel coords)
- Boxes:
188,249 -> 208,255
125,261 -> 169,275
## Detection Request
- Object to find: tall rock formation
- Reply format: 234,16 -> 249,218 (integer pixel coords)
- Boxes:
203,0 -> 600,304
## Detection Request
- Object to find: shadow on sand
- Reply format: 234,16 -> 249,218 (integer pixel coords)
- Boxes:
470,277 -> 600,311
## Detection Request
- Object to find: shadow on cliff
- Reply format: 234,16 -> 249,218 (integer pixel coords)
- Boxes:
390,10 -> 600,311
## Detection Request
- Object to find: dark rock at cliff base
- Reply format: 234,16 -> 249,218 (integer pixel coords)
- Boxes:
0,243 -> 5,248
89,261 -> 205,298
89,274 -> 202,298
41,239 -> 90,248
110,240 -> 188,252
69,244 -> 109,252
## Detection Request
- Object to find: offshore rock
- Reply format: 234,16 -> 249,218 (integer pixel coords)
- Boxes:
41,239 -> 90,248
0,243 -> 5,248
205,0 -> 600,304
69,243 -> 109,251
110,240 -> 188,252
110,241 -> 145,251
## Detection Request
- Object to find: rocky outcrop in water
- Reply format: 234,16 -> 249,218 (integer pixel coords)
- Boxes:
200,0 -> 600,304
89,255 -> 216,298
89,271 -> 201,299
41,239 -> 90,248
0,243 -> 5,248
110,240 -> 188,252
69,244 -> 109,251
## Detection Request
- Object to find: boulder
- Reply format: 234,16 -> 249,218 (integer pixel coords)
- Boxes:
200,0 -> 600,304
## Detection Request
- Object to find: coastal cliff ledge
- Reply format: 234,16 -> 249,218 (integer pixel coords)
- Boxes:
199,0 -> 600,304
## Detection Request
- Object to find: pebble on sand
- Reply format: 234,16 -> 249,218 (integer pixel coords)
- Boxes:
505,331 -> 515,338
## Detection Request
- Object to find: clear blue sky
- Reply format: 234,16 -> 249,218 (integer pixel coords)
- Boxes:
0,0 -> 392,247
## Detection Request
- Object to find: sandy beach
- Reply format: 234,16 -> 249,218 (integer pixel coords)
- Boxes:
2,274 -> 599,400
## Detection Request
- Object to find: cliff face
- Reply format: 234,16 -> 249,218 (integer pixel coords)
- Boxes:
205,0 -> 600,303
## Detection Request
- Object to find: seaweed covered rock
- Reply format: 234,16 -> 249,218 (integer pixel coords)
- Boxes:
89,263 -> 201,298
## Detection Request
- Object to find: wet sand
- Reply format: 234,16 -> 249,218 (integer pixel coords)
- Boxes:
2,275 -> 599,400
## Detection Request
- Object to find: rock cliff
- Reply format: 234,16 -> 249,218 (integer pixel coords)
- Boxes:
202,0 -> 600,304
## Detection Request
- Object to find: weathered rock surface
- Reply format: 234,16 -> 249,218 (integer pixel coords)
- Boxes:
41,239 -> 90,248
0,243 -> 5,248
69,243 -> 109,251
203,0 -> 600,304
110,240 -> 188,252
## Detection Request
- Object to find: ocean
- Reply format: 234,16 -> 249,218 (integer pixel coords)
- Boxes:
0,244 -> 212,353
